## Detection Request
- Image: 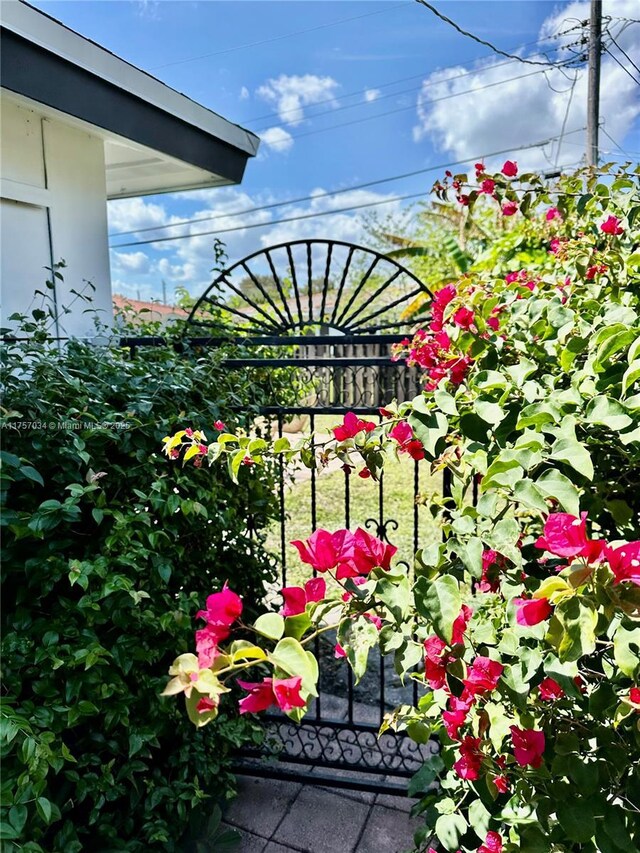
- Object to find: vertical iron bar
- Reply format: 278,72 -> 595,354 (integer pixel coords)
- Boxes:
309,412 -> 321,720
307,242 -> 313,325
413,458 -> 420,707
378,412 -> 386,726
345,466 -> 354,725
278,413 -> 286,587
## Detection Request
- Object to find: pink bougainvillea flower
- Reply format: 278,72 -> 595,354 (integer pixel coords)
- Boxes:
429,284 -> 457,333
358,467 -> 372,479
196,696 -> 218,714
348,527 -> 397,575
453,306 -> 475,329
538,677 -> 565,701
389,421 -> 425,461
478,549 -> 506,593
291,528 -> 355,573
195,624 -> 225,669
513,596 -> 552,626
237,679 -> 275,714
502,200 -> 518,216
424,635 -> 454,690
462,656 -> 504,697
606,541 -> 640,585
453,736 -> 483,780
281,577 -> 327,617
442,695 -> 473,741
545,207 -> 562,222
480,178 -> 496,195
493,756 -> 510,794
478,831 -> 504,853
600,215 -> 624,235
196,584 -> 243,646
535,513 -> 592,558
451,604 -> 473,645
185,427 -> 194,437
273,676 -> 306,712
510,726 -> 545,767
335,643 -> 347,658
629,687 -> 640,708
501,160 -> 518,177
586,263 -> 607,280
213,420 -> 226,431
332,411 -> 376,441
238,676 -> 305,714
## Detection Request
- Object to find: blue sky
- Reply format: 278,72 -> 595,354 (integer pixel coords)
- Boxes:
31,0 -> 640,302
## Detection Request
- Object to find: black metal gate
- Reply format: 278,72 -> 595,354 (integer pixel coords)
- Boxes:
186,240 -> 441,793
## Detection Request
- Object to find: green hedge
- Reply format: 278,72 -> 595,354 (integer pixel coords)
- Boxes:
0,318 -> 288,851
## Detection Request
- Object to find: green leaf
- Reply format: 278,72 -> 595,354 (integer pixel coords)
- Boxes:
622,359 -> 640,395
408,410 -> 448,458
20,465 -> 44,486
536,469 -> 581,516
435,813 -> 467,850
468,799 -> 491,839
485,517 -> 522,565
474,400 -> 504,425
513,478 -> 549,513
585,396 -> 632,431
557,800 -> 596,843
482,458 -> 524,490
337,617 -> 379,683
254,612 -> 285,641
35,798 -> 52,826
284,612 -> 312,641
517,402 -> 562,430
269,637 -> 318,697
550,438 -> 593,480
415,575 -> 461,643
613,626 -> 640,677
375,575 -> 411,622
408,752 -> 444,796
553,598 -> 598,662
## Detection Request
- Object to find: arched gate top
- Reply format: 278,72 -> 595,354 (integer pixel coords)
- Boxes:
187,239 -> 431,339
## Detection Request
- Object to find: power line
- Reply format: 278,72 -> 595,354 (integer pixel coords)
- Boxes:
109,130 -> 586,250
607,32 -> 640,77
244,26 -> 584,128
264,69 -> 547,142
603,46 -> 640,86
149,3 -> 412,70
414,0 -> 582,68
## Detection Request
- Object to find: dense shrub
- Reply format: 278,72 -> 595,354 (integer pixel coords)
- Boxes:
166,163 -> 640,851
0,312 -> 291,851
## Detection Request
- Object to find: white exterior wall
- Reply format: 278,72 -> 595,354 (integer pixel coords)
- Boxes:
1,96 -> 112,338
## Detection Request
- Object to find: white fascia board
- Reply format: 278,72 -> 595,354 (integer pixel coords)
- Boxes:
1,1 -> 260,157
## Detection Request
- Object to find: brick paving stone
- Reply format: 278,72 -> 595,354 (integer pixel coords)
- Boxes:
225,776 -> 301,839
374,790 -> 416,813
354,805 -> 420,853
273,786 -> 370,853
263,844 -> 303,853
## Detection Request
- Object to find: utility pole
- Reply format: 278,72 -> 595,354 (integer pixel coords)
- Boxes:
586,0 -> 602,166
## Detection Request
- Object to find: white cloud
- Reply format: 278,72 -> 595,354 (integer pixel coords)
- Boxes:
260,126 -> 294,153
108,197 -> 168,235
364,88 -> 381,102
240,86 -> 250,100
112,251 -> 150,273
256,74 -> 339,125
412,0 -> 640,170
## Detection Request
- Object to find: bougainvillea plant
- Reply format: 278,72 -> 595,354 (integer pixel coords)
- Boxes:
162,162 -> 640,851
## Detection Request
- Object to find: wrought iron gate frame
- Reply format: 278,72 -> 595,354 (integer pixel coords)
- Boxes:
138,240 -> 442,793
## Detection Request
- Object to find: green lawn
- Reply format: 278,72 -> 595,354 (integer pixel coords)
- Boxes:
264,435 -> 443,587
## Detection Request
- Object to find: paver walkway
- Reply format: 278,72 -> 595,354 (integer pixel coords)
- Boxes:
222,774 -> 421,853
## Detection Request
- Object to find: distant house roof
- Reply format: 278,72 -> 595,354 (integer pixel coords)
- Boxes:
0,1 -> 260,197
113,294 -> 189,324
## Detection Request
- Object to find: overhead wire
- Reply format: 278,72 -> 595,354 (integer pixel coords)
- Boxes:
244,24 -> 585,128
413,0 -> 583,68
603,46 -> 640,86
149,3 -> 413,70
109,129 -> 587,249
607,32 -> 640,77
